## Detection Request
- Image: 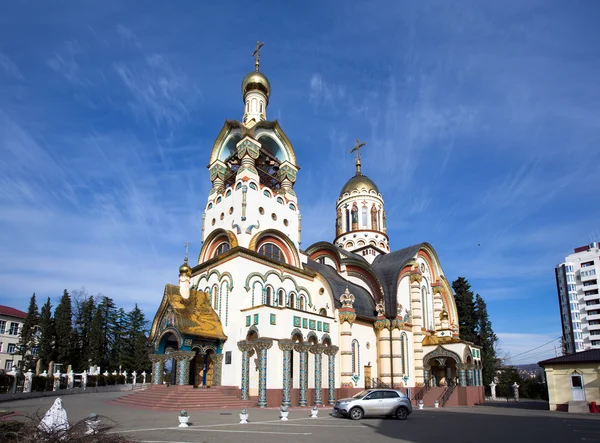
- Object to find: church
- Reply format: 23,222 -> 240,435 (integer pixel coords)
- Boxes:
147,45 -> 484,408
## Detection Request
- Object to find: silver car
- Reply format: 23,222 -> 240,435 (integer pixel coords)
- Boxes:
333,389 -> 413,420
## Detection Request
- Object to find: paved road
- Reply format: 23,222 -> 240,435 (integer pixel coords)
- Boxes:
2,391 -> 600,443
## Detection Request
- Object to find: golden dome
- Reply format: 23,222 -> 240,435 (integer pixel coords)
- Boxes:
339,174 -> 380,197
242,71 -> 271,102
440,309 -> 449,321
179,260 -> 192,276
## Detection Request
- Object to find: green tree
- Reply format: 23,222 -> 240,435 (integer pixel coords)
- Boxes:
122,304 -> 151,371
73,292 -> 96,370
474,293 -> 498,386
89,296 -> 117,369
54,289 -> 74,365
452,277 -> 477,343
37,297 -> 55,369
18,293 -> 39,370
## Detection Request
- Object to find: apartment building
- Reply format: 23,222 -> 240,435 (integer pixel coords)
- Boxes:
556,242 -> 600,354
0,305 -> 27,370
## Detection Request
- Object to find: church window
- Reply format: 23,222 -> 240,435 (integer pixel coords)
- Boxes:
288,292 -> 296,308
319,308 -> 327,316
362,206 -> 367,227
277,197 -> 284,204
346,241 -> 354,249
217,196 -> 222,203
289,203 -> 296,211
213,284 -> 219,310
357,240 -> 365,246
259,207 -> 265,214
271,213 -> 277,221
258,243 -> 285,263
220,212 -> 224,220
283,219 -> 289,226
229,207 -> 233,215
351,204 -> 359,230
236,182 -> 243,190
226,190 -> 232,197
299,295 -> 306,311
225,351 -> 232,364
278,290 -> 285,306
208,203 -> 213,209
249,182 -> 258,190
265,287 -> 273,306
260,102 -> 264,113
345,208 -> 351,232
214,242 -> 230,258
211,218 -> 216,226
351,339 -> 360,375
264,190 -> 271,197
252,98 -> 257,111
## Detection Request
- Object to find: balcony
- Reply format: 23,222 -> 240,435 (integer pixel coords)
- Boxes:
587,313 -> 600,322
584,293 -> 600,302
589,324 -> 600,331
585,304 -> 600,311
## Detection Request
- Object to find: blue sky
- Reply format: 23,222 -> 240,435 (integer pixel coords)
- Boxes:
1,1 -> 599,364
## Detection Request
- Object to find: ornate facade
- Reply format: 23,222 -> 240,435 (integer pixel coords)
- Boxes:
148,46 -> 483,407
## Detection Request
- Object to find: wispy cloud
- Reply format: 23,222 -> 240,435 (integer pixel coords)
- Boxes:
0,52 -> 23,79
47,40 -> 89,86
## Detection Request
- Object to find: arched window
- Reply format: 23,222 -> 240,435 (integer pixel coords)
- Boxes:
252,98 -> 257,111
401,333 -> 409,375
351,204 -> 359,230
236,182 -> 243,190
212,284 -> 219,310
249,182 -> 257,190
264,190 -> 271,197
260,102 -> 264,113
299,295 -> 306,311
351,339 -> 360,375
421,287 -> 429,330
345,208 -> 351,232
319,308 -> 327,316
208,203 -> 213,209
226,189 -> 232,197
277,289 -> 284,307
289,203 -> 296,211
362,206 -> 367,227
288,292 -> 296,308
277,197 -> 284,204
214,242 -> 230,258
258,243 -> 285,263
265,287 -> 272,306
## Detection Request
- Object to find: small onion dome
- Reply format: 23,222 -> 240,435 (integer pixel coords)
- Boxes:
440,309 -> 449,321
339,174 -> 380,197
241,71 -> 271,102
179,260 -> 192,276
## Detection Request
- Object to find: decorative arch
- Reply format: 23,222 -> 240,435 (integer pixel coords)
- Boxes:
290,328 -> 303,342
251,280 -> 263,307
423,346 -> 463,366
306,331 -> 318,344
244,270 -> 313,306
249,229 -> 300,267
199,228 -> 239,263
195,269 -> 233,292
321,333 -> 332,346
156,328 -> 182,352
247,325 -> 260,341
463,347 -> 474,364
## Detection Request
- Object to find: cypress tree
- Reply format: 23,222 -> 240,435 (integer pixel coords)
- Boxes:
123,304 -> 151,371
18,293 -> 39,370
37,297 -> 55,369
74,294 -> 96,370
475,293 -> 498,386
452,277 -> 477,343
54,289 -> 74,365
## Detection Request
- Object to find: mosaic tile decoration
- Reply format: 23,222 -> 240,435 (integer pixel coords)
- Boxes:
253,314 -> 259,325
309,319 -> 316,330
317,321 -> 322,331
246,315 -> 251,327
293,316 -> 301,327
270,313 -> 276,325
302,318 -> 308,329
323,322 -> 330,333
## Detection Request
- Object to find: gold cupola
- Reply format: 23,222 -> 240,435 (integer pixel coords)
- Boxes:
242,41 -> 270,123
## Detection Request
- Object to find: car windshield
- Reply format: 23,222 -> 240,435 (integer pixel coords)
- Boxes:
352,390 -> 371,399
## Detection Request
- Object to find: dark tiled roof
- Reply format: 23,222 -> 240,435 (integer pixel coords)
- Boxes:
305,260 -> 376,319
0,305 -> 27,319
539,349 -> 600,366
371,243 -> 424,317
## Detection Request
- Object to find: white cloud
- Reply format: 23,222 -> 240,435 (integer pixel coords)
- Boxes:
0,52 -> 23,79
497,332 -> 562,365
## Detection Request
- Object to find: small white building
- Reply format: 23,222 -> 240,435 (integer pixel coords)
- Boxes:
555,242 -> 600,354
0,305 -> 27,371
148,51 -> 484,407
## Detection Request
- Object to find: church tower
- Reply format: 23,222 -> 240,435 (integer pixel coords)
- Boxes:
334,140 -> 388,262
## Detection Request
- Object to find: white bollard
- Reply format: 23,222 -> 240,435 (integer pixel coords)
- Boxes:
310,406 -> 319,418
239,409 -> 249,424
280,406 -> 289,421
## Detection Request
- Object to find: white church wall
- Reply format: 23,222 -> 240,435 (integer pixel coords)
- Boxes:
346,322 -> 378,389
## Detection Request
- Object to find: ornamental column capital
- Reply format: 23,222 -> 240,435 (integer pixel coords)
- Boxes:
278,339 -> 295,352
149,354 -> 168,363
294,343 -> 311,353
309,344 -> 326,355
408,271 -> 423,284
237,340 -> 254,352
253,338 -> 273,351
171,351 -> 195,361
323,345 -> 339,356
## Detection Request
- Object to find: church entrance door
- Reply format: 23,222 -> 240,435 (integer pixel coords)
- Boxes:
192,349 -> 216,387
364,365 -> 372,388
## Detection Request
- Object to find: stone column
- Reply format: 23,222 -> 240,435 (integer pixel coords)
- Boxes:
432,285 -> 444,330
391,327 -> 403,388
339,287 -> 357,388
208,160 -> 227,195
236,137 -> 261,182
237,341 -> 253,401
324,346 -> 339,405
279,340 -> 295,407
277,161 -> 298,201
374,303 -> 391,387
457,364 -> 467,386
409,272 -> 425,384
467,367 -> 474,387
423,366 -> 430,387
173,351 -> 195,385
255,339 -> 273,408
295,343 -> 310,406
210,354 -> 224,387
310,345 -> 324,406
150,355 -> 166,385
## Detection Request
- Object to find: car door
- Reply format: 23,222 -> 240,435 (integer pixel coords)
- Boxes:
380,390 -> 401,415
361,390 -> 383,416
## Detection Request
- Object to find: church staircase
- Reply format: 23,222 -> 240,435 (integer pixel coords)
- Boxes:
111,385 -> 255,411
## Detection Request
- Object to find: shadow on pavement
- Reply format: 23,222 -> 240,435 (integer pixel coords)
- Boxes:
361,410 -> 596,443
480,400 -> 549,410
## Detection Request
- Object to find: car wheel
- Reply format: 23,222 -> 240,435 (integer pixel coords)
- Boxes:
395,406 -> 409,420
349,407 -> 363,420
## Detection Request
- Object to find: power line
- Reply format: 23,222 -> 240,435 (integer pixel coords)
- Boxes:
510,349 -> 559,364
505,336 -> 561,359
